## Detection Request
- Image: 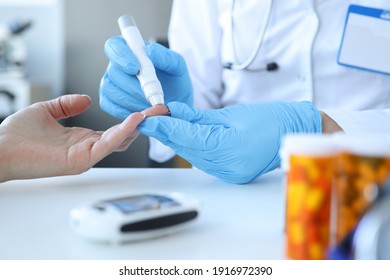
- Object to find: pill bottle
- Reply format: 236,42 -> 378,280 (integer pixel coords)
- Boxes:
281,134 -> 338,260
333,134 -> 390,244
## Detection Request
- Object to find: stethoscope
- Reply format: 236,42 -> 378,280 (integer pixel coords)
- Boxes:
223,0 -> 278,72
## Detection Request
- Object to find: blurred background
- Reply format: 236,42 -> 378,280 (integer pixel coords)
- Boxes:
0,0 -> 184,168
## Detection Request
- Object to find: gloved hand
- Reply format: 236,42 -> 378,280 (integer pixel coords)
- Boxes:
99,36 -> 193,119
138,101 -> 322,184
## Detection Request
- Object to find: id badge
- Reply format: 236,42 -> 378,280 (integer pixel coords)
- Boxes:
338,5 -> 390,75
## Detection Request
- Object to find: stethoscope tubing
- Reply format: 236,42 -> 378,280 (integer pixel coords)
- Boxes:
227,0 -> 274,71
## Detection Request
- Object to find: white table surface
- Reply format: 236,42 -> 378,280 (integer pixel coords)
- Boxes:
0,168 -> 285,260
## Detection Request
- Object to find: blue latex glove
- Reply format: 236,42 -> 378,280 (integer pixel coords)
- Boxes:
99,36 -> 193,119
138,101 -> 322,184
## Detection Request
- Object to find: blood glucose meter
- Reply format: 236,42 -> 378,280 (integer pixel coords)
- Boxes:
70,193 -> 201,243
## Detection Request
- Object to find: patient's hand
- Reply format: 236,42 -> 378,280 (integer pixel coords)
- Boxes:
142,104 -> 170,118
0,94 -> 145,182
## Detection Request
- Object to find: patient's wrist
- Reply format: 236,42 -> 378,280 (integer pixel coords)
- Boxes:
320,111 -> 343,133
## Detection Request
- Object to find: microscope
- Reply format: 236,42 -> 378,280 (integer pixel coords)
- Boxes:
0,19 -> 31,123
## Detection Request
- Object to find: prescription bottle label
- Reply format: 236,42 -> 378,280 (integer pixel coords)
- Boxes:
334,153 -> 390,243
285,155 -> 335,260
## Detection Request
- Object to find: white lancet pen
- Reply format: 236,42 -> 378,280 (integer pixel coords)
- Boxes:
118,15 -> 165,106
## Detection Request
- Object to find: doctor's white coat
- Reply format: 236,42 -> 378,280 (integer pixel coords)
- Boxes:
149,0 -> 390,162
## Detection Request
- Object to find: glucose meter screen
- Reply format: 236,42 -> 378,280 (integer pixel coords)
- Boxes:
106,195 -> 180,214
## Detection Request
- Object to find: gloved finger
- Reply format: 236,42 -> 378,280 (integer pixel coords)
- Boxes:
99,93 -> 132,120
143,132 -> 217,172
167,102 -> 228,125
138,115 -> 224,151
146,43 -> 187,76
142,109 -> 257,184
99,75 -> 147,119
100,73 -> 150,112
164,144 -> 242,184
104,36 -> 140,75
106,62 -> 147,102
176,150 -> 218,174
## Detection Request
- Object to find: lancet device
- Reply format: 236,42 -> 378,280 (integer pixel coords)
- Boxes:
118,15 -> 164,106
